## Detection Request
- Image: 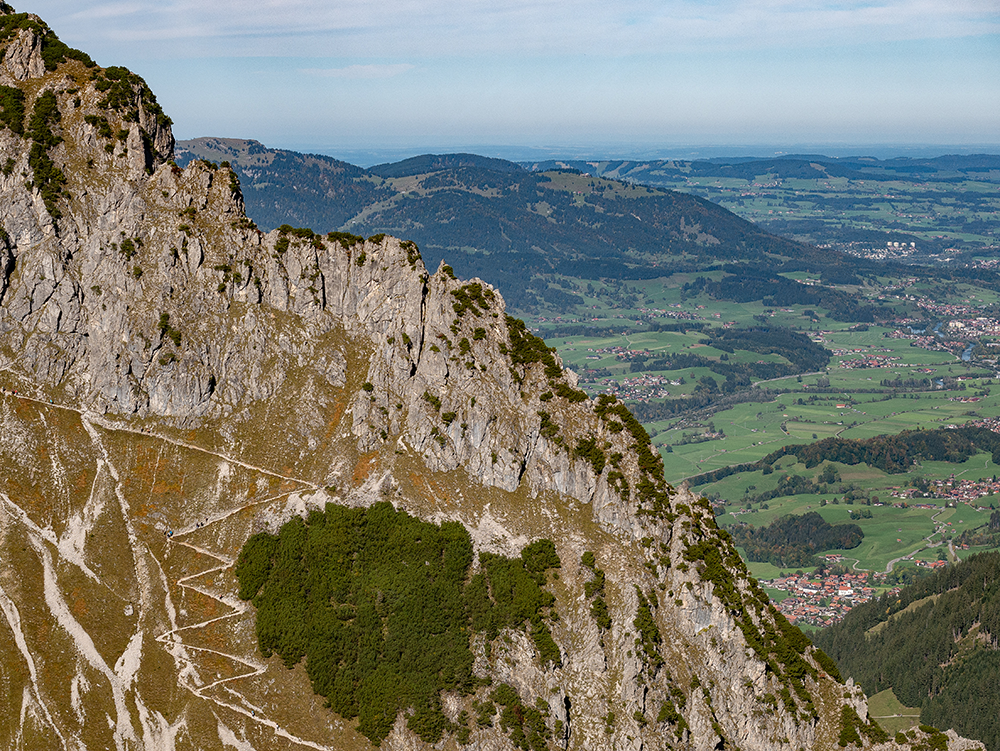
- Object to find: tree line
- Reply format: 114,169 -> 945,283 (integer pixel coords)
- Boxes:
628,324 -> 828,385
690,426 -> 1000,487
728,511 -> 864,567
682,268 -> 888,322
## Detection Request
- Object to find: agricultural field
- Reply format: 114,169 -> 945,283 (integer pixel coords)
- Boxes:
717,475 -> 995,574
547,155 -> 1000,261
671,174 -> 1000,259
530,269 -> 1000,576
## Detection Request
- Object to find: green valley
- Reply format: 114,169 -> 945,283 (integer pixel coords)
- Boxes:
532,276 -> 1000,580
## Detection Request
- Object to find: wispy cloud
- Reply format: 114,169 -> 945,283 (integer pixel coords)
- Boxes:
301,64 -> 415,79
31,0 -> 1000,58
65,2 -> 145,21
21,0 -> 1000,146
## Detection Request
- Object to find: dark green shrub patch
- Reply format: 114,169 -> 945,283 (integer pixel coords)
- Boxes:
90,66 -> 170,127
506,316 -> 562,380
837,706 -> 887,747
553,382 -> 587,402
633,587 -> 663,670
490,683 -> 552,751
593,394 -> 670,514
580,552 -> 612,630
26,90 -> 67,219
0,84 -> 25,135
236,502 -> 562,745
536,411 -> 562,445
400,239 -> 421,266
574,437 -> 606,475
119,238 -> 137,259
452,282 -> 494,318
84,113 -> 113,139
657,697 -> 690,739
328,230 -> 364,248
466,540 -> 562,667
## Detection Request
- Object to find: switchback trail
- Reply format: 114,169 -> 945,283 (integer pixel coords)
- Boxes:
2,387 -> 341,749
157,521 -> 339,751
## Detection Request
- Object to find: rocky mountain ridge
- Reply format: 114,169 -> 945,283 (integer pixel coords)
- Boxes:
0,7 -> 983,751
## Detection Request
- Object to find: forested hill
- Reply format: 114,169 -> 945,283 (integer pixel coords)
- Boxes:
730,511 -> 864,567
336,166 -> 815,308
368,152 -> 526,177
175,137 -> 393,232
176,140 -> 849,309
812,552 -> 1000,751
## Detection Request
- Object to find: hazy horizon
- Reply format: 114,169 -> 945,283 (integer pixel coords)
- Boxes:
177,137 -> 1000,169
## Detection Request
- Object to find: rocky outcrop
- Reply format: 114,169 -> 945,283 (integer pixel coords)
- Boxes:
2,26 -> 45,80
0,7 -> 984,751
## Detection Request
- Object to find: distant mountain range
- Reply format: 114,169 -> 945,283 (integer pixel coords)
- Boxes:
529,154 -> 1000,258
527,153 -> 1000,183
176,138 -> 869,309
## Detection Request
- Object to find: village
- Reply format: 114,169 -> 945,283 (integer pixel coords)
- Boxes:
838,353 -> 901,369
588,374 -> 675,401
915,300 -> 986,319
637,305 -> 703,322
763,566 -> 895,627
839,242 -> 917,261
885,327 -> 969,357
945,316 -> 1000,338
592,344 -> 655,362
967,415 -> 1000,434
891,475 -> 1000,505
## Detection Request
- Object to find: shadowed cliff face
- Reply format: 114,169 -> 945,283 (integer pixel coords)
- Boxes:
0,7 -> 984,751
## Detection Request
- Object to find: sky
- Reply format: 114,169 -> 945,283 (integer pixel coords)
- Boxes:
16,0 -> 1000,162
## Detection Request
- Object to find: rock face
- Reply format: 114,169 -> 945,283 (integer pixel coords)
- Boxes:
0,8 -> 983,751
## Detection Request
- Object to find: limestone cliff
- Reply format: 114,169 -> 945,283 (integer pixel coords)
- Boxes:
0,7 -> 983,751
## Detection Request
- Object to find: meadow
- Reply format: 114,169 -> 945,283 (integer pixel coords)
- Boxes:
866,689 -> 921,735
530,270 -> 1000,575
630,172 -> 1000,256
